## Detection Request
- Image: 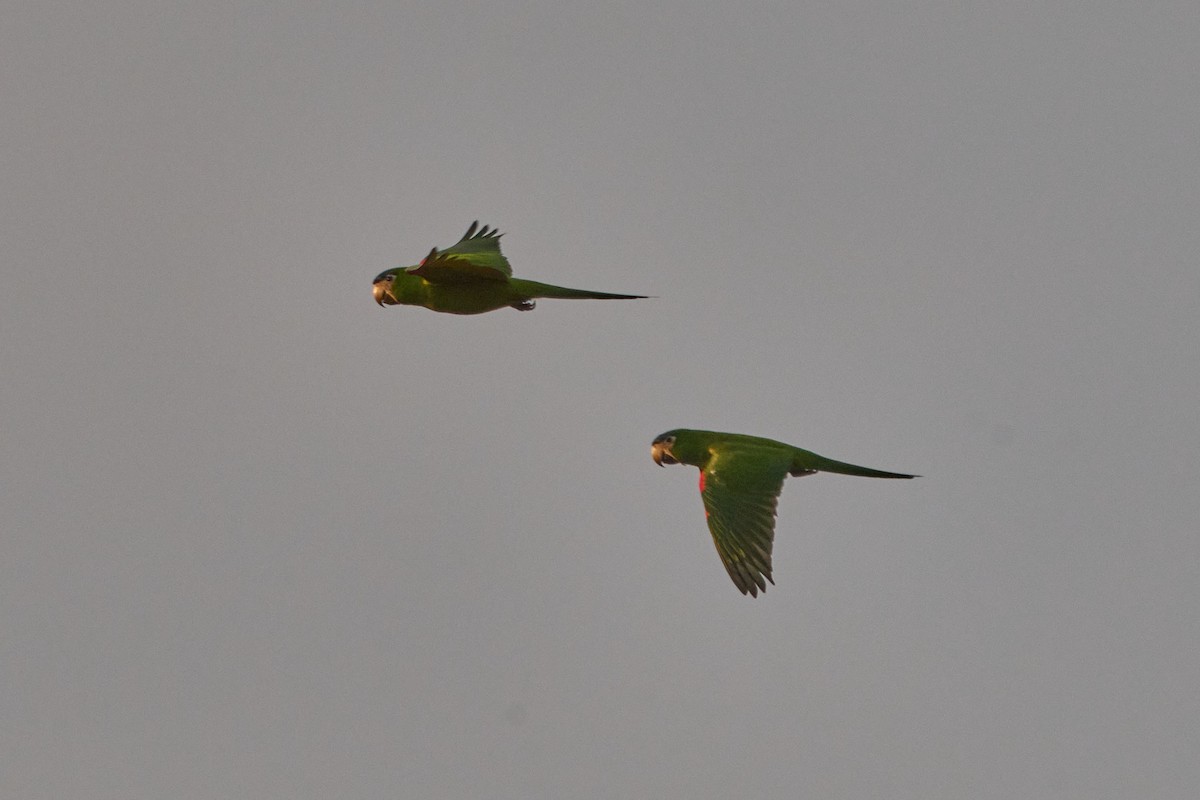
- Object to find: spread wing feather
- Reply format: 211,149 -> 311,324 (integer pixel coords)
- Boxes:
406,221 -> 513,284
699,448 -> 791,597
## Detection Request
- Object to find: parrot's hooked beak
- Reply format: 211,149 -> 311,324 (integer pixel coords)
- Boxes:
372,280 -> 388,307
650,441 -> 669,467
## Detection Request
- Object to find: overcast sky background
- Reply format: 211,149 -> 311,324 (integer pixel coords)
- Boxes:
4,2 -> 1199,797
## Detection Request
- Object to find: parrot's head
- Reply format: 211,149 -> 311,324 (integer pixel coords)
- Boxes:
372,270 -> 398,306
650,431 -> 680,467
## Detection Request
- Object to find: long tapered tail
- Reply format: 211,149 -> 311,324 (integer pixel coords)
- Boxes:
512,279 -> 647,301
795,448 -> 918,479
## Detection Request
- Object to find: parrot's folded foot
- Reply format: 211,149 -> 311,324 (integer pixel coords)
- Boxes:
511,299 -> 536,311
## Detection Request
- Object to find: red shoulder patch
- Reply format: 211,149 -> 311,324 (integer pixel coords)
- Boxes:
698,470 -> 707,494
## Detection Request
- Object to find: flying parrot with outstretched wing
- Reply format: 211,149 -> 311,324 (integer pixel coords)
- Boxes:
373,222 -> 646,314
651,429 -> 917,597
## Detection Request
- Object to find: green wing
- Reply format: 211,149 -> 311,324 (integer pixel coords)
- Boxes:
699,446 -> 792,597
407,222 -> 513,284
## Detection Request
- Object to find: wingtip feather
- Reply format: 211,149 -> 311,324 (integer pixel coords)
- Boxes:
460,221 -> 505,241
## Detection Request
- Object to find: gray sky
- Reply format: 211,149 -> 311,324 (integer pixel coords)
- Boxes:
4,2 -> 1199,797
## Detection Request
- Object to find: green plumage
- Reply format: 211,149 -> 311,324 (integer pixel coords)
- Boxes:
651,429 -> 917,597
373,222 -> 646,314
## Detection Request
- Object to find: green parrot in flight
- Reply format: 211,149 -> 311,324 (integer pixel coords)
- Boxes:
651,429 -> 917,597
373,222 -> 646,314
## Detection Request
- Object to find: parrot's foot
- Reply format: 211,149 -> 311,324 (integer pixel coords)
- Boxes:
511,299 -> 536,311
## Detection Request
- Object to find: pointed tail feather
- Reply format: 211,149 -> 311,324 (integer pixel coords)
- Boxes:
511,279 -> 647,301
795,449 -> 918,479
